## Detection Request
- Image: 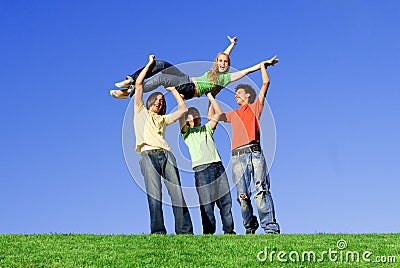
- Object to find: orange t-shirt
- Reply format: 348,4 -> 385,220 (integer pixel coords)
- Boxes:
223,98 -> 263,151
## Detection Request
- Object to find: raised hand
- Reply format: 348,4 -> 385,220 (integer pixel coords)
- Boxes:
227,35 -> 238,44
148,54 -> 155,64
262,55 -> 279,67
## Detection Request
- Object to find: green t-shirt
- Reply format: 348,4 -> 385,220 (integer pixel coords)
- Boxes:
193,72 -> 231,96
182,122 -> 221,168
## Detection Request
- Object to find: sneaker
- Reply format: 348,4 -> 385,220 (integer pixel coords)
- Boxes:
110,90 -> 128,99
125,76 -> 134,83
246,229 -> 257,234
115,76 -> 134,88
245,216 -> 259,234
114,82 -> 128,88
250,216 -> 259,229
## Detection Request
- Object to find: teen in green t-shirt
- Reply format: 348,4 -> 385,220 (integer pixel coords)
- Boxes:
179,93 -> 235,234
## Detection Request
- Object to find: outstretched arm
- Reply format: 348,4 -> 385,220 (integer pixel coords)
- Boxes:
230,55 -> 278,82
223,36 -> 238,56
258,61 -> 271,106
207,92 -> 222,130
134,55 -> 155,106
166,87 -> 188,123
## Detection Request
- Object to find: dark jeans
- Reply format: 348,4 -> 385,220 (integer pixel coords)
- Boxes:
193,162 -> 235,234
128,60 -> 196,99
139,149 -> 193,234
128,60 -> 184,83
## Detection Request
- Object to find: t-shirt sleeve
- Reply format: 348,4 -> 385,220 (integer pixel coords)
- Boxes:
164,114 -> 175,126
223,110 -> 233,123
182,128 -> 190,140
205,122 -> 215,135
134,100 -> 145,113
217,72 -> 231,87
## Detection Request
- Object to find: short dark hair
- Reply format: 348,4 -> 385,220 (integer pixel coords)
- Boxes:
185,107 -> 200,120
235,84 -> 256,104
146,92 -> 166,115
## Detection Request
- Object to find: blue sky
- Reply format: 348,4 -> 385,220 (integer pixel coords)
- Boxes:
1,0 -> 399,235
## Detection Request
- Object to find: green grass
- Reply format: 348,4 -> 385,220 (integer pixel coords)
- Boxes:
0,234 -> 399,267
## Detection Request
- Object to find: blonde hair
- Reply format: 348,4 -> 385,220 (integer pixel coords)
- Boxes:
206,52 -> 231,87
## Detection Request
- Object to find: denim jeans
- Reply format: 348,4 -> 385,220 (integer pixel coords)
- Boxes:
232,151 -> 280,233
193,162 -> 235,234
128,60 -> 195,99
139,149 -> 193,234
142,74 -> 195,99
128,60 -> 185,83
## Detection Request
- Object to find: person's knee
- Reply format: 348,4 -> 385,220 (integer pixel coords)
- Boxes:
254,181 -> 267,199
254,190 -> 265,200
238,193 -> 249,209
239,194 -> 248,199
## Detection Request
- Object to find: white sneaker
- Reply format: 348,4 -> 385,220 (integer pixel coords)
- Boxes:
110,90 -> 128,99
114,82 -> 128,88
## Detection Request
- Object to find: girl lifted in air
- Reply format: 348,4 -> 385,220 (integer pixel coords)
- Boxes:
110,36 -> 278,100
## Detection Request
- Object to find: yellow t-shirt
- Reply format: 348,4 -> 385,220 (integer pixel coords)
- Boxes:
134,101 -> 174,153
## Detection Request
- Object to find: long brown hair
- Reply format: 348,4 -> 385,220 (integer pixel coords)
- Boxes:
206,52 -> 231,87
146,92 -> 166,115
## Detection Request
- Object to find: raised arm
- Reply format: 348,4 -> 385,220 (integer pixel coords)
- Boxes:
258,61 -> 271,106
134,55 -> 155,106
166,87 -> 188,123
223,36 -> 238,56
179,111 -> 188,134
230,55 -> 278,83
179,117 -> 188,134
208,96 -> 228,122
207,92 -> 223,130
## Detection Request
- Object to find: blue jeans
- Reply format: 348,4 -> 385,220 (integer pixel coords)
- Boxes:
128,60 -> 196,99
193,162 -> 235,234
232,151 -> 280,234
128,60 -> 184,84
142,74 -> 195,99
139,149 -> 193,234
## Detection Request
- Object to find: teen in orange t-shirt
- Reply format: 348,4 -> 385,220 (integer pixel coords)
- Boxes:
219,58 -> 280,234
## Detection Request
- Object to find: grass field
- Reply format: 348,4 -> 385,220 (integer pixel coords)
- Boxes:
0,233 -> 399,267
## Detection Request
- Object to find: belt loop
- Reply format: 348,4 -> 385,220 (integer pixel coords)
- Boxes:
231,143 -> 261,156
